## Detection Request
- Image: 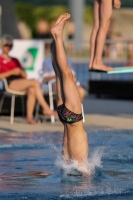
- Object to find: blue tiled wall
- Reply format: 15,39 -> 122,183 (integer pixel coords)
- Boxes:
73,62 -> 133,88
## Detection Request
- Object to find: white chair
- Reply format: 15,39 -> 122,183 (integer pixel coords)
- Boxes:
0,78 -> 26,124
35,79 -> 56,123
76,82 -> 85,123
81,103 -> 85,123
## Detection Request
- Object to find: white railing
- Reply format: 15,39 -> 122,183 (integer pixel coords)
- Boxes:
43,39 -> 133,63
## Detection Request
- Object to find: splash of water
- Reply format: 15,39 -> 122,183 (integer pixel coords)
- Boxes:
55,147 -> 104,176
88,147 -> 104,175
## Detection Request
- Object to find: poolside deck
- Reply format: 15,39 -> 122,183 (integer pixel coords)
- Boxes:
0,96 -> 133,133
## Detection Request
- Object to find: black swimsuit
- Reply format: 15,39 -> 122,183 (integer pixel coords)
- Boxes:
7,76 -> 22,85
57,104 -> 83,124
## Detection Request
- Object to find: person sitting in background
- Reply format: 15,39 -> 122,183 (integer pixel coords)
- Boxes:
42,56 -> 86,102
0,34 -> 56,124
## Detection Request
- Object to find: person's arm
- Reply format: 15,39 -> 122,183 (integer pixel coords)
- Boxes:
19,69 -> 27,79
13,58 -> 27,79
0,68 -> 21,79
113,0 -> 121,9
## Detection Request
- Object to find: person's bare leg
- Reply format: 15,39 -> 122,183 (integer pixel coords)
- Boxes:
51,14 -> 81,113
51,38 -> 83,161
51,15 -> 86,165
56,75 -> 69,159
92,0 -> 114,71
26,87 -> 37,124
9,79 -> 57,116
51,42 -> 69,160
62,126 -> 69,160
67,128 -> 88,170
51,14 -> 88,171
77,86 -> 86,102
89,0 -> 100,69
55,67 -> 88,171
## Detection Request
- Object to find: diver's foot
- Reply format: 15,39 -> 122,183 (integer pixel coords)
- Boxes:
27,119 -> 37,125
43,109 -> 57,117
51,13 -> 70,37
90,63 -> 114,72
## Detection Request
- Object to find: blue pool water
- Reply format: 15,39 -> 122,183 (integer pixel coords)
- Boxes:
0,129 -> 133,200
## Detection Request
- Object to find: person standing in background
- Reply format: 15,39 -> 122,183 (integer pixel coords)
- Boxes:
89,0 -> 121,72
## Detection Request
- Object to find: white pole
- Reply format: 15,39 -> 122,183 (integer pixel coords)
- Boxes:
69,0 -> 85,50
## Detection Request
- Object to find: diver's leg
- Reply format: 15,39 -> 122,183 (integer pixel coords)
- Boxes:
51,14 -> 88,172
51,38 -> 70,159
51,13 -> 81,114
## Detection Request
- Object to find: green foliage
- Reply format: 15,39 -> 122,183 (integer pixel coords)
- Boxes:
15,3 -> 68,35
15,3 -> 93,36
84,7 -> 93,23
33,6 -> 67,23
15,3 -> 35,30
14,0 -> 68,6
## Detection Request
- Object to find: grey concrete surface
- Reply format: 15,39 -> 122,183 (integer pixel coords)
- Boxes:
0,96 -> 133,133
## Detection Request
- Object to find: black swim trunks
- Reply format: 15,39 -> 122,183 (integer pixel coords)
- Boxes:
7,76 -> 22,85
57,104 -> 83,124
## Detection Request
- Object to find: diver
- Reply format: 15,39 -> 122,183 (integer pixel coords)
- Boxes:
50,13 -> 89,175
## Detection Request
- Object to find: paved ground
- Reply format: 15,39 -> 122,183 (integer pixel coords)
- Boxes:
0,96 -> 133,133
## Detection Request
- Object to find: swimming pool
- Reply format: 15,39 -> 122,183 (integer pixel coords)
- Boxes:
0,129 -> 133,200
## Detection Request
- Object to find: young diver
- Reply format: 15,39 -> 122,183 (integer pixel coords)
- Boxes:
89,0 -> 121,72
51,13 -> 89,175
